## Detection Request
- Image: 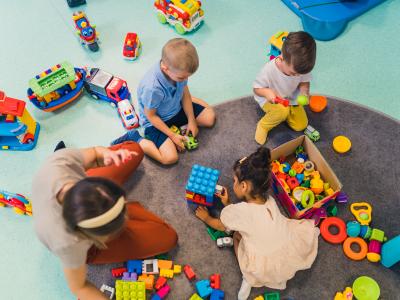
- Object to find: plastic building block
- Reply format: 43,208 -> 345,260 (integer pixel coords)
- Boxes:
150,294 -> 161,300
112,267 -> 128,278
268,31 -> 288,60
184,265 -> 196,281
156,284 -> 170,299
157,260 -> 173,270
138,274 -> 155,290
100,284 -> 115,299
186,164 -> 220,206
155,277 -> 167,290
196,280 -> 212,298
142,259 -> 159,274
127,260 -> 143,275
254,296 -> 264,300
264,292 -> 280,300
381,235 -> 400,268
189,293 -> 203,300
122,272 -> 138,281
159,268 -> 174,278
370,228 -> 385,242
154,0 -> 204,35
115,280 -> 146,300
207,226 -> 229,241
210,274 -> 221,289
334,287 -> 353,300
210,289 -> 225,300
173,264 -> 181,274
335,192 -> 348,204
155,253 -> 169,260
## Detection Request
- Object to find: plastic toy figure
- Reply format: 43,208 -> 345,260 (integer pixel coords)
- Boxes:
72,11 -> 99,52
304,125 -> 320,142
123,33 -> 142,60
154,0 -> 204,34
0,190 -> 32,216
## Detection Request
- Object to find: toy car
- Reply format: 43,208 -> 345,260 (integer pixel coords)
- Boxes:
217,237 -> 234,248
154,0 -> 204,35
117,99 -> 139,130
84,68 -> 131,106
72,11 -> 99,52
304,125 -> 320,142
169,125 -> 198,150
123,33 -> 142,60
0,190 -> 32,216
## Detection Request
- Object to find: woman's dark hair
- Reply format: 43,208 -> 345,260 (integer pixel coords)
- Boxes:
63,177 -> 126,236
233,147 -> 272,199
282,31 -> 316,74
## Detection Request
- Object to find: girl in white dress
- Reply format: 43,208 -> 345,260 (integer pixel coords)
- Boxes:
196,147 -> 320,300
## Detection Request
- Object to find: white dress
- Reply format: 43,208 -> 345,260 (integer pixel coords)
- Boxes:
220,197 -> 320,289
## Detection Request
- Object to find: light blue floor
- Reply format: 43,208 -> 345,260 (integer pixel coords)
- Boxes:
0,0 -> 399,299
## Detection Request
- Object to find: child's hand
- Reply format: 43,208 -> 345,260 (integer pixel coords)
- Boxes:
187,120 -> 199,137
195,206 -> 210,222
171,134 -> 186,151
216,186 -> 230,206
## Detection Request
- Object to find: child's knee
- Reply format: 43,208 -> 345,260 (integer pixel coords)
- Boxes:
260,107 -> 289,126
289,118 -> 308,132
199,107 -> 216,127
161,153 -> 179,165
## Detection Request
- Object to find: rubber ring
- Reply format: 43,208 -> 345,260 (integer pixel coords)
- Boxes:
320,217 -> 347,244
343,237 -> 368,261
301,190 -> 315,208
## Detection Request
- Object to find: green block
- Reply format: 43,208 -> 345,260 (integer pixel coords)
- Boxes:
155,253 -> 169,260
370,228 -> 385,242
207,226 -> 228,241
264,292 -> 280,300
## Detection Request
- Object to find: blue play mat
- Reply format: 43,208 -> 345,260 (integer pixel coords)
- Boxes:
281,0 -> 387,40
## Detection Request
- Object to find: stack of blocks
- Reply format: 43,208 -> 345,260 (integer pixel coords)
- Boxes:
186,164 -> 220,206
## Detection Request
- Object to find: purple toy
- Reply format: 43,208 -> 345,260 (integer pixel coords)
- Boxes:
336,191 -> 348,204
122,272 -> 137,281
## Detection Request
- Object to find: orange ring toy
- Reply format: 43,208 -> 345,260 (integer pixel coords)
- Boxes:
320,217 -> 347,244
343,237 -> 368,261
309,95 -> 328,113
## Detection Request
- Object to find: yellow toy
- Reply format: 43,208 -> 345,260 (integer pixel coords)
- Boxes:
333,135 -> 352,153
138,274 -> 155,290
254,296 -> 264,300
173,264 -> 182,274
160,268 -> 174,278
350,202 -> 372,225
334,287 -> 353,300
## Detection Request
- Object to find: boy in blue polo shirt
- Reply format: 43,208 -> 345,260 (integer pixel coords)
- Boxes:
112,38 -> 215,165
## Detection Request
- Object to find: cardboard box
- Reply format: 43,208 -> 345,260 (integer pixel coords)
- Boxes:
271,135 -> 342,220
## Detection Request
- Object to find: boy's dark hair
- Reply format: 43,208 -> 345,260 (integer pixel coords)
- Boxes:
63,177 -> 126,237
233,147 -> 272,199
282,31 -> 316,74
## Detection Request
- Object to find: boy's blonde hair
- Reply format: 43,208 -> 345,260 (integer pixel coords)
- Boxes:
162,38 -> 199,74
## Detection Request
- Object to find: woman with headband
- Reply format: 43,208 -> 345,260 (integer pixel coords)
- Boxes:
31,141 -> 178,299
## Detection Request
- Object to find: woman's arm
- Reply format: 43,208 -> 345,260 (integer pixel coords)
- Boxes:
81,146 -> 138,170
64,265 -> 108,300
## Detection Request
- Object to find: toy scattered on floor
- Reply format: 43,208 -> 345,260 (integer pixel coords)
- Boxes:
154,0 -> 204,35
0,91 -> 40,151
304,125 -> 320,142
142,259 -> 159,274
84,67 -> 139,129
115,280 -> 146,300
320,217 -> 347,244
253,292 -> 281,300
185,164 -> 220,206
0,190 -> 32,215
334,286 -> 353,300
333,135 -> 352,154
268,31 -> 288,60
72,11 -> 99,51
352,276 -> 380,300
350,202 -> 372,226
343,237 -> 368,261
216,237 -> 233,248
112,267 -> 128,278
309,95 -> 327,113
381,234 -> 400,268
66,0 -> 86,8
123,33 -> 142,60
27,61 -> 86,112
281,0 -> 386,41
183,265 -> 196,281
170,125 -> 198,150
100,284 -> 115,299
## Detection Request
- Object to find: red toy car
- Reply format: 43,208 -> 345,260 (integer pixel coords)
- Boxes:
123,33 -> 142,60
0,190 -> 32,216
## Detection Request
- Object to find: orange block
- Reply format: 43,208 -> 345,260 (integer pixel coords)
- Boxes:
158,260 -> 173,270
138,274 -> 154,290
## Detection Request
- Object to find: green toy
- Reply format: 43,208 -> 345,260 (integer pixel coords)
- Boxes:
352,276 -> 380,300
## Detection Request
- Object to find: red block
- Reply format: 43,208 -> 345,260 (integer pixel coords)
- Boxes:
155,277 -> 167,290
183,265 -> 196,281
210,273 -> 221,289
111,267 -> 127,278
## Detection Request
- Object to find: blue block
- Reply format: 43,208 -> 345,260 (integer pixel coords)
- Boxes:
186,164 -> 220,198
151,294 -> 162,300
381,235 -> 400,268
126,260 -> 143,275
195,280 -> 212,298
210,289 -> 225,300
296,173 -> 304,184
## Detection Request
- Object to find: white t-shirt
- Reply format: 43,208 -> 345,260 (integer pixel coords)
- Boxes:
253,59 -> 312,108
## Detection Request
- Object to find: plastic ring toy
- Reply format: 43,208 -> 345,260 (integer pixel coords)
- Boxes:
309,95 -> 327,113
343,237 -> 368,261
320,217 -> 347,244
333,136 -> 352,153
304,161 -> 315,172
301,190 -> 315,208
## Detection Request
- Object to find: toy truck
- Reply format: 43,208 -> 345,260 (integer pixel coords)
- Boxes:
84,68 -> 139,129
154,0 -> 204,35
72,11 -> 99,52
0,190 -> 32,215
123,32 -> 142,60
304,125 -> 320,142
170,125 -> 199,150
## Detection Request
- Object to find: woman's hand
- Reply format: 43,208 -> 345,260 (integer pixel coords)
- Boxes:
100,147 -> 138,167
195,206 -> 210,222
215,186 -> 230,206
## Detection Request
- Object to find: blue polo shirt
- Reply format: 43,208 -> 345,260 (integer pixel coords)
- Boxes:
138,62 -> 188,128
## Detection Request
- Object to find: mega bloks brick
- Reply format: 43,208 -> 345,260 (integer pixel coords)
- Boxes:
210,274 -> 221,289
173,264 -> 181,274
154,277 -> 167,290
127,260 -> 143,275
189,293 -> 203,300
264,292 -> 280,300
156,284 -> 170,299
157,260 -> 173,270
210,289 -> 225,300
183,265 -> 196,281
186,164 -> 220,206
122,272 -> 138,281
159,269 -> 174,279
142,259 -> 159,274
115,280 -> 146,300
100,284 -> 115,299
112,267 -> 128,278
195,280 -> 212,298
138,274 -> 155,290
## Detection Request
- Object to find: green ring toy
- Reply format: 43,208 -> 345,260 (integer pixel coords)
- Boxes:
301,190 -> 315,208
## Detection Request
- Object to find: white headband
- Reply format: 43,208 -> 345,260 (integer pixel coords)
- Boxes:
77,197 -> 125,229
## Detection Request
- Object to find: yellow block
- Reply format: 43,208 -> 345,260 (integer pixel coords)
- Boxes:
68,80 -> 76,90
18,109 -> 37,136
160,269 -> 174,279
173,264 -> 181,274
